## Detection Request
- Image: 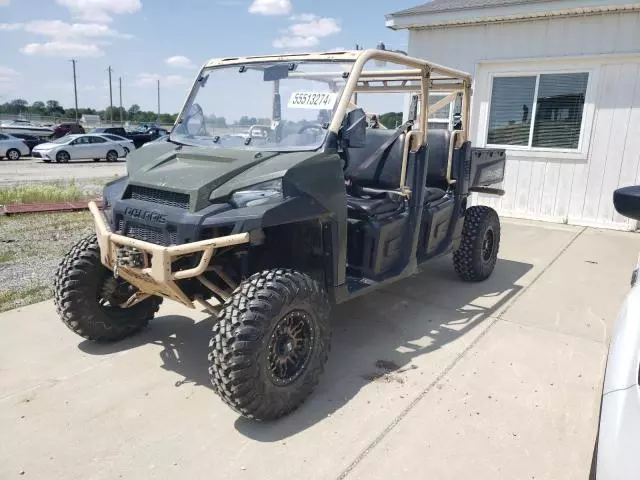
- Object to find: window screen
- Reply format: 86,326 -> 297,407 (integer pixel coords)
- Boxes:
532,73 -> 588,148
487,72 -> 588,149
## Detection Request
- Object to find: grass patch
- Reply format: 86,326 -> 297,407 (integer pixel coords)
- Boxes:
0,285 -> 50,313
0,251 -> 16,263
0,182 -> 88,205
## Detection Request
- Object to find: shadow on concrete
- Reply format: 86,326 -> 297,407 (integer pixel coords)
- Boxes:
80,255 -> 532,440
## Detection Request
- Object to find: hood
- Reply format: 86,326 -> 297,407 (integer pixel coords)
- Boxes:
123,142 -> 323,211
33,141 -> 63,149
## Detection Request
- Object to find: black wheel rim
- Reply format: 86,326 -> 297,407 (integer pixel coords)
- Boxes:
481,228 -> 495,262
268,310 -> 315,386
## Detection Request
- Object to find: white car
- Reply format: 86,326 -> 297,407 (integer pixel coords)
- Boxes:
96,134 -> 135,156
593,185 -> 640,479
0,132 -> 30,160
32,134 -> 126,163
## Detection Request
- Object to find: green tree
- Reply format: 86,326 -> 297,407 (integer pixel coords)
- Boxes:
128,104 -> 141,118
30,101 -> 46,115
379,112 -> 403,129
45,100 -> 64,117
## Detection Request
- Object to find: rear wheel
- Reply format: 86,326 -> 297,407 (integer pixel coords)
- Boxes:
54,234 -> 162,342
209,269 -> 331,420
6,148 -> 20,161
123,147 -> 130,156
106,150 -> 118,162
56,150 -> 70,163
453,206 -> 500,282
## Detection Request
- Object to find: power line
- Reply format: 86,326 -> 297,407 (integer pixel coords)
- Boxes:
70,59 -> 78,123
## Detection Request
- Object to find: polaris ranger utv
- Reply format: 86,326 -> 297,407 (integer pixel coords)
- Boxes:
54,49 -> 506,420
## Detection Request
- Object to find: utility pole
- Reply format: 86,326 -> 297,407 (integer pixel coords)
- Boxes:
157,79 -> 160,123
354,44 -> 361,105
119,77 -> 123,124
107,66 -> 113,124
70,59 -> 79,123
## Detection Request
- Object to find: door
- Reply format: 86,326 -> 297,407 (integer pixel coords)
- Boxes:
88,135 -> 108,157
69,136 -> 92,159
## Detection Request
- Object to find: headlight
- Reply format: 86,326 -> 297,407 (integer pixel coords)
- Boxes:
231,179 -> 284,208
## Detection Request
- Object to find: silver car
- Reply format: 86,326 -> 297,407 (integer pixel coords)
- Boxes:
32,134 -> 126,163
0,132 -> 30,160
593,186 -> 640,479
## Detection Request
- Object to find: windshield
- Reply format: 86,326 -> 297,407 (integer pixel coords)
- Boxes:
172,60 -> 352,151
50,136 -> 74,144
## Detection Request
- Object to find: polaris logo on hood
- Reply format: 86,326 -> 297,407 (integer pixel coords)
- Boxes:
124,207 -> 167,224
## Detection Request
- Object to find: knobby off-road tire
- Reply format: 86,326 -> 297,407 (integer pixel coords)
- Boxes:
209,269 -> 331,421
453,205 -> 501,282
54,234 -> 162,342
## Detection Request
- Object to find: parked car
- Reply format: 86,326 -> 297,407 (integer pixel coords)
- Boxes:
32,134 -> 126,163
96,134 -> 135,155
91,127 -> 128,137
141,134 -> 170,147
591,185 -> 640,479
0,132 -> 30,160
10,133 -> 47,154
92,126 -> 168,148
52,123 -> 85,139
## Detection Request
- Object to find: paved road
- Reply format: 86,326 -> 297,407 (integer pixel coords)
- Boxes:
0,158 -> 126,186
1,219 -> 637,479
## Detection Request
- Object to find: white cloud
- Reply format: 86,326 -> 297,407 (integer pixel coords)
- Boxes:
134,73 -> 190,88
272,36 -> 318,49
21,41 -> 104,57
0,23 -> 23,31
0,66 -> 18,91
165,55 -> 195,69
273,16 -> 340,50
289,17 -> 340,38
0,0 -> 10,5
56,0 -> 142,23
22,20 -> 132,39
248,0 -> 291,16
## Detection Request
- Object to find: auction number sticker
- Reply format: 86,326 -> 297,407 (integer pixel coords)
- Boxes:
288,91 -> 337,109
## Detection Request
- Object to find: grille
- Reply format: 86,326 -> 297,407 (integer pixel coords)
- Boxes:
118,220 -> 177,246
128,186 -> 189,209
32,151 -> 42,158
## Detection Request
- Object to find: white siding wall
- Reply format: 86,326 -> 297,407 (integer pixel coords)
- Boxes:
408,11 -> 640,229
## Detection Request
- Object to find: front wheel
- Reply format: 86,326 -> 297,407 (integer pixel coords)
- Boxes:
106,150 -> 118,162
209,269 -> 331,421
453,206 -> 501,282
7,148 -> 21,161
54,235 -> 162,341
56,150 -> 70,163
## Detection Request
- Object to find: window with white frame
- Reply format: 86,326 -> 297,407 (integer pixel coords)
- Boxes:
487,72 -> 589,149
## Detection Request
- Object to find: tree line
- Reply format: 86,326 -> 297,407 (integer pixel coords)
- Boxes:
0,98 -> 179,124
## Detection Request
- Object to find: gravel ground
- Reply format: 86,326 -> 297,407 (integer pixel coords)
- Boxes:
0,211 -> 94,311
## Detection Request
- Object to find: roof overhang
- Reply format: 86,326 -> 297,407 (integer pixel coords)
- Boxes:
386,1 -> 640,30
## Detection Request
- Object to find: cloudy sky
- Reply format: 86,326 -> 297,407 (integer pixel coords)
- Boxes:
0,0 -> 416,114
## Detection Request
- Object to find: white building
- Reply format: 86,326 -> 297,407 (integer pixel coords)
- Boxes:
387,0 -> 640,230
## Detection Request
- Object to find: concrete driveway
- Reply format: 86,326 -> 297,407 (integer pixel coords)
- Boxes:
1,219 -> 638,479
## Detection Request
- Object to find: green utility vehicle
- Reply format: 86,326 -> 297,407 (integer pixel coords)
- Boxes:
54,49 -> 506,420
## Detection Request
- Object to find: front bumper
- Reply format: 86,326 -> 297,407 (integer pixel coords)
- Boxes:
88,201 -> 249,307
